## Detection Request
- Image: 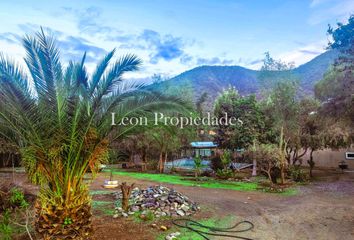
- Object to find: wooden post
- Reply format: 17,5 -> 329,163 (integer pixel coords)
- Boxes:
120,182 -> 135,212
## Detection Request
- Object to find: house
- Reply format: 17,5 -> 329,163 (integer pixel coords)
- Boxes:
190,141 -> 218,158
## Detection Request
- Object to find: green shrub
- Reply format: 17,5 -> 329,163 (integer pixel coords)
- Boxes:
194,156 -> 202,178
289,165 -> 307,182
9,188 -> 29,209
216,169 -> 234,179
211,156 -> 223,171
145,210 -> 155,221
221,150 -> 232,170
0,210 -> 13,240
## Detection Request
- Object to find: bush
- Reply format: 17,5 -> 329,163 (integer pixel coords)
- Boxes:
211,155 -> 223,171
0,184 -> 31,212
216,169 -> 234,179
9,188 -> 29,209
221,150 -> 232,168
0,210 -> 13,240
288,165 -> 307,182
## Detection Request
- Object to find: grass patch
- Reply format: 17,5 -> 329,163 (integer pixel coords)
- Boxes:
92,200 -> 115,216
156,215 -> 236,240
279,187 -> 298,196
108,170 -> 298,195
89,190 -> 114,196
109,170 -> 258,191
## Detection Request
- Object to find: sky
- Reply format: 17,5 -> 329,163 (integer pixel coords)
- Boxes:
0,0 -> 353,81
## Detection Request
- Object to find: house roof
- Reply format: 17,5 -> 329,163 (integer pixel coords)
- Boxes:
190,141 -> 218,148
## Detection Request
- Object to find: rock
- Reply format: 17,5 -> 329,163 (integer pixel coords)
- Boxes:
191,204 -> 198,211
113,214 -> 119,219
165,236 -> 176,240
130,206 -> 140,212
181,204 -> 189,212
176,210 -> 185,216
122,212 -> 128,217
151,223 -> 157,228
160,225 -> 168,231
165,232 -> 180,240
171,232 -> 181,237
113,185 -> 199,218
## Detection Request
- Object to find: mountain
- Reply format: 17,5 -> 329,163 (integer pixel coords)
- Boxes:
149,50 -> 339,109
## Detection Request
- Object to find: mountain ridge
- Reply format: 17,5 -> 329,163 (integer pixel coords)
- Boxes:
149,50 -> 338,109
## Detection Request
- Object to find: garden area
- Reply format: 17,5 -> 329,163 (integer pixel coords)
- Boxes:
0,8 -> 353,240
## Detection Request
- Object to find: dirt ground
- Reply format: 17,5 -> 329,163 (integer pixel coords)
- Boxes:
1,169 -> 354,240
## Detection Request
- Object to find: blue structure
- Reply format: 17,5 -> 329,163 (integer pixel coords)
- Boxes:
190,141 -> 218,158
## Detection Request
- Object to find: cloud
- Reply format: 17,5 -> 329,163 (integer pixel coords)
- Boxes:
249,59 -> 263,65
277,40 -> 327,67
196,57 -> 233,65
60,6 -> 115,35
18,23 -> 63,37
139,29 -> 188,64
78,7 -> 115,34
0,32 -> 20,44
308,0 -> 354,25
58,36 -> 107,63
310,0 -> 332,8
13,24 -> 105,63
179,54 -> 193,64
298,49 -> 322,55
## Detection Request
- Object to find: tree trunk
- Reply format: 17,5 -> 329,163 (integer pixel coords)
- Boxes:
142,149 -> 147,172
35,190 -> 92,239
308,149 -> 315,178
163,152 -> 167,173
252,158 -> 257,176
158,151 -> 163,173
279,126 -> 286,185
120,182 -> 135,212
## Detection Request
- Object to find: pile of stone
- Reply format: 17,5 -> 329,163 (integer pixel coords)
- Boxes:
113,185 -> 199,218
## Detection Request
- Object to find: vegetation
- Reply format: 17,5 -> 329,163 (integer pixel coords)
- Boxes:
0,210 -> 12,240
0,11 -> 353,240
111,170 -> 259,192
193,155 -> 202,178
0,29 -> 185,239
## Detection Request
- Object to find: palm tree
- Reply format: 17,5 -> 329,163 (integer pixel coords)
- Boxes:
0,29 -> 185,239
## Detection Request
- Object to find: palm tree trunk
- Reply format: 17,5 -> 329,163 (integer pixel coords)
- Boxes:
35,189 -> 92,239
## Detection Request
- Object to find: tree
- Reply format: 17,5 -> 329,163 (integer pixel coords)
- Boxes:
0,30 -> 185,239
315,15 -> 354,126
284,98 -> 321,166
313,15 -> 354,160
214,87 -> 264,150
214,87 -> 239,149
193,155 -> 202,178
258,52 -> 295,90
258,52 -> 300,184
249,144 -> 280,183
301,111 -> 325,178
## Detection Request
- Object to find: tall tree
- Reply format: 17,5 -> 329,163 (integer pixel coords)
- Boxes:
0,30 -> 185,239
258,53 -> 300,184
315,15 -> 354,126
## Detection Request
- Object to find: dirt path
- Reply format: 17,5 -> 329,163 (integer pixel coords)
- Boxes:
91,171 -> 354,240
1,170 -> 354,240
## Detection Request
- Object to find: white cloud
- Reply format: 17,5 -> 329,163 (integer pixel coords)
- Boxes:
277,40 -> 328,66
309,0 -> 354,25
